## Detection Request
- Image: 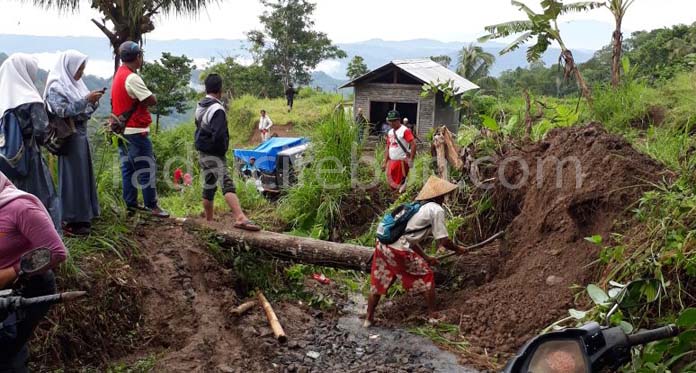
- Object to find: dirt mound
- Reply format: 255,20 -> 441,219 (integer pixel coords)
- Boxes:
445,125 -> 663,352
442,124 -> 669,353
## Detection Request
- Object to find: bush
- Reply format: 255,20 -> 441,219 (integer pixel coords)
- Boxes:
592,81 -> 661,133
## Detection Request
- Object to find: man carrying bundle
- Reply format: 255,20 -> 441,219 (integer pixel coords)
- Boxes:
365,176 -> 467,327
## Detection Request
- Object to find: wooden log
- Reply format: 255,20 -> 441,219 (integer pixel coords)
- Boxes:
433,134 -> 448,180
177,218 -> 374,272
441,127 -> 464,171
257,291 -> 287,344
230,300 -> 257,317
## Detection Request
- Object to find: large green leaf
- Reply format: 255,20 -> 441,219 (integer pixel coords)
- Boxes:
587,284 -> 610,305
569,309 -> 587,320
480,115 -> 500,132
677,308 -> 696,328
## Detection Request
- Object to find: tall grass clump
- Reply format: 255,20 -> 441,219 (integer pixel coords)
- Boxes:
592,81 -> 660,134
279,110 -> 357,239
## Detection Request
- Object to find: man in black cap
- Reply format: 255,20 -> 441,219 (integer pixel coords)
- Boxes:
382,110 -> 416,193
285,83 -> 297,112
111,41 -> 169,218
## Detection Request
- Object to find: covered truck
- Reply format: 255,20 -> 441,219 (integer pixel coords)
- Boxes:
233,137 -> 309,193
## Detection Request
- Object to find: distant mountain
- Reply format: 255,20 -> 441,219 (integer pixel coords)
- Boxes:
0,29 -> 600,81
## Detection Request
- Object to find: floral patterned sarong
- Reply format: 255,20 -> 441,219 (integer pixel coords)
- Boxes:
369,242 -> 434,295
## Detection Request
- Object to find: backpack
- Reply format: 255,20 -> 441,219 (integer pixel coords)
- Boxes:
0,111 -> 30,178
376,202 -> 429,245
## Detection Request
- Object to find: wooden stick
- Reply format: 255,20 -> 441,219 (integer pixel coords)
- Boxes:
437,231 -> 505,260
257,291 -> 287,344
230,300 -> 257,317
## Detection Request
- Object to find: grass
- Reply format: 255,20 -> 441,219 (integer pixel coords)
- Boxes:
409,323 -> 470,352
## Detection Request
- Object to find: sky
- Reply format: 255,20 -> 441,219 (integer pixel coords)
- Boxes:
1,0 -> 695,47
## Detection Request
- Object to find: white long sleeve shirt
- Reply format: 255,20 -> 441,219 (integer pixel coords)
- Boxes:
259,115 -> 273,131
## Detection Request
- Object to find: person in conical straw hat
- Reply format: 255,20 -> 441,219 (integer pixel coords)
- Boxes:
365,176 -> 469,327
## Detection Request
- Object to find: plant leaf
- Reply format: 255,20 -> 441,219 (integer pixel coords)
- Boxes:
569,309 -> 587,320
587,284 -> 610,305
677,308 -> 696,328
619,321 -> 634,334
480,115 -> 500,132
584,235 -> 603,245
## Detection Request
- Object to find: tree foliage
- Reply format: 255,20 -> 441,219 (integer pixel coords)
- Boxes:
346,55 -> 369,80
247,0 -> 346,86
32,0 -> 215,72
140,52 -> 196,132
456,44 -> 498,92
479,0 -> 603,102
430,55 -> 452,68
200,57 -> 283,99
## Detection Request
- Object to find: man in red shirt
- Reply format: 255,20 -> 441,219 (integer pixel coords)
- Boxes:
382,110 -> 416,193
111,41 -> 169,217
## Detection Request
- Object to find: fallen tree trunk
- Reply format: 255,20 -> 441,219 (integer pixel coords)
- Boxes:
177,218 -> 374,271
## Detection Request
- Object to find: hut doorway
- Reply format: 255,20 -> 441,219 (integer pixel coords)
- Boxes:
369,101 -> 418,135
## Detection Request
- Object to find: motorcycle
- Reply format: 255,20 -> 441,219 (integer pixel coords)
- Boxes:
504,279 -> 681,373
0,249 -> 86,366
1,247 -> 86,335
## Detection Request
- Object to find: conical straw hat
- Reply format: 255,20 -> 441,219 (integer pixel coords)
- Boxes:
415,176 -> 458,201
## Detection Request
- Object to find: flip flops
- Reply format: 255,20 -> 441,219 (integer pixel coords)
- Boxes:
234,220 -> 261,232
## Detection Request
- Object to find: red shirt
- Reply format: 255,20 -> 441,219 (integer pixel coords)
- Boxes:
111,65 -> 152,129
386,125 -> 415,161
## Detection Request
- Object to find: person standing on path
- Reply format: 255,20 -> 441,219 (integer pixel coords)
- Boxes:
111,41 -> 169,218
365,176 -> 467,327
194,74 -> 261,231
0,54 -> 61,230
382,110 -> 416,193
44,50 -> 103,236
285,83 -> 297,112
258,109 -> 273,142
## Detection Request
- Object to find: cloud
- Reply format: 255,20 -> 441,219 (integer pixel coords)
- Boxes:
314,60 -> 342,76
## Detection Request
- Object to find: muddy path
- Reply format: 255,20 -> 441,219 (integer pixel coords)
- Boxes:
115,218 -> 477,372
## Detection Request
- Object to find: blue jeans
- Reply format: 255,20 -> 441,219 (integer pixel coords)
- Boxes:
118,133 -> 158,209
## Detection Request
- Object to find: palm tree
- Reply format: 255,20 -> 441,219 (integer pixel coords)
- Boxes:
607,0 -> 636,87
479,0 -> 603,104
456,43 -> 498,91
31,0 -> 215,73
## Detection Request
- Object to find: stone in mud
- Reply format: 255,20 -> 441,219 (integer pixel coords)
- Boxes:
306,351 -> 321,360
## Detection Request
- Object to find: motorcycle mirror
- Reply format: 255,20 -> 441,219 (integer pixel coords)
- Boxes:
18,248 -> 52,276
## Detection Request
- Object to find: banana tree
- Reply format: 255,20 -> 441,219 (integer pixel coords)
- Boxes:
31,0 -> 215,73
607,0 -> 636,88
479,0 -> 603,104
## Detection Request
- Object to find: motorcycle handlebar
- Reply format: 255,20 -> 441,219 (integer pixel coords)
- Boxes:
627,325 -> 680,347
0,291 -> 87,310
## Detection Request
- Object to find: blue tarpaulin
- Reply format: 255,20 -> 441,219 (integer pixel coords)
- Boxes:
233,137 -> 308,173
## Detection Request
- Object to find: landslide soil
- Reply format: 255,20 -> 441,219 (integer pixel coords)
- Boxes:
383,124 -> 671,360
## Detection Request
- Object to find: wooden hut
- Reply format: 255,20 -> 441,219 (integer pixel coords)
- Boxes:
341,59 -> 478,137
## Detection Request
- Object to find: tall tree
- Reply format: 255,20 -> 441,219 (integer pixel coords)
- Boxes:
32,0 -> 214,73
140,53 -> 196,133
247,0 -> 346,86
479,0 -> 603,104
346,55 -> 369,80
201,57 -> 283,98
607,0 -> 636,87
456,43 -> 498,91
430,55 -> 452,68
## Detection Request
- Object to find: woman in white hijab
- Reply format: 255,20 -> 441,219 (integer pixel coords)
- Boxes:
44,50 -> 103,236
0,54 -> 61,231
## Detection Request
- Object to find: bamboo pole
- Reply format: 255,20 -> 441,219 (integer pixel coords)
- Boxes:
230,300 -> 257,317
257,291 -> 287,344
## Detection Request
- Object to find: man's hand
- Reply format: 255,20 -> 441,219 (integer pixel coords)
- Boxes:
86,90 -> 104,104
407,157 -> 415,168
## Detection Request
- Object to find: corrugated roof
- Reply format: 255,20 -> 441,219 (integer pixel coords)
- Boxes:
340,59 -> 479,94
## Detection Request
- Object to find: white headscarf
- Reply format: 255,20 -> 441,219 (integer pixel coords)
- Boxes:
0,171 -> 46,213
43,50 -> 90,112
0,53 -> 43,117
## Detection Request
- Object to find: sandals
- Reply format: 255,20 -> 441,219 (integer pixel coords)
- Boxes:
234,220 -> 261,232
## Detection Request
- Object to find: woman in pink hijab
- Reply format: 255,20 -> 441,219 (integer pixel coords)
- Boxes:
0,170 -> 67,370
